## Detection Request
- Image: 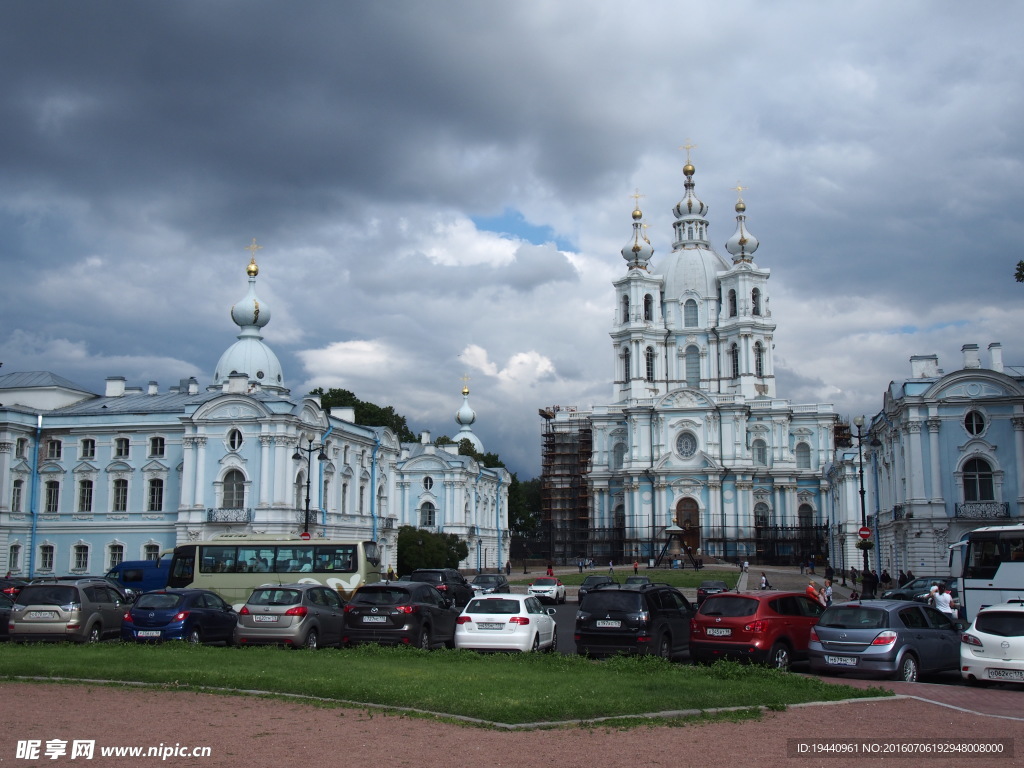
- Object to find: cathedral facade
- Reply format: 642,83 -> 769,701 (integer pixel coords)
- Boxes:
543,160 -> 838,565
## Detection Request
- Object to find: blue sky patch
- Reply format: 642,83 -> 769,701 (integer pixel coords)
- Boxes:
472,209 -> 574,252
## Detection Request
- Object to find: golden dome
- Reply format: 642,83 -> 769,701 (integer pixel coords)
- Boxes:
683,163 -> 695,177
246,257 -> 259,277
462,385 -> 470,396
735,200 -> 746,213
632,208 -> 643,220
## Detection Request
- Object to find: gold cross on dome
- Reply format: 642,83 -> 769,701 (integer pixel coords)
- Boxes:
630,188 -> 646,207
730,182 -> 748,201
245,238 -> 263,260
679,140 -> 697,164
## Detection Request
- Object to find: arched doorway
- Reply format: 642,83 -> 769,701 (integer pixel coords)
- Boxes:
674,498 -> 701,552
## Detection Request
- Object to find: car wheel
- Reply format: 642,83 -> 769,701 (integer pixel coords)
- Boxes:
547,630 -> 558,654
303,629 -> 319,651
894,653 -> 919,683
187,627 -> 202,645
657,632 -> 672,660
531,634 -> 540,652
418,626 -> 431,650
768,642 -> 791,671
87,624 -> 101,644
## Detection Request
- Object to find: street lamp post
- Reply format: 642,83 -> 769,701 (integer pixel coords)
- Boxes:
293,439 -> 327,535
853,416 -> 870,577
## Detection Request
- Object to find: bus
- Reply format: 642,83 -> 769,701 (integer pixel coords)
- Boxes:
949,524 -> 1024,622
166,534 -> 381,605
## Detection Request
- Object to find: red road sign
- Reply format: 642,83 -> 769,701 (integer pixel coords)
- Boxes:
300,531 -> 311,540
858,526 -> 871,539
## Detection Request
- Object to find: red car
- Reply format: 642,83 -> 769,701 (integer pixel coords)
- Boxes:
690,591 -> 824,670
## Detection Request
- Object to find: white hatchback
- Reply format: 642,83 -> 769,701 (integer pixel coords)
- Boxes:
455,594 -> 558,653
960,601 -> 1024,686
526,576 -> 567,604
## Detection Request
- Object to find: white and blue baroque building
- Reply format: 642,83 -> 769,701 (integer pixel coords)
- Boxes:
0,254 -> 509,578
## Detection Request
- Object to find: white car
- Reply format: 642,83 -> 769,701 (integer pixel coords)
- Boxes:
455,594 -> 558,652
960,601 -> 1024,685
526,576 -> 566,604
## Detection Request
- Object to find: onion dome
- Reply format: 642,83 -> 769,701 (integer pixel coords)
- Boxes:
621,199 -> 654,270
673,163 -> 708,218
454,384 -> 483,452
725,190 -> 759,262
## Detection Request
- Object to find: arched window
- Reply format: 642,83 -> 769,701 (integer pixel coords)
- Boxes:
644,347 -> 656,382
224,469 -> 245,508
683,299 -> 698,327
420,501 -> 436,527
685,345 -> 700,387
623,348 -> 631,381
795,443 -> 811,469
752,439 -> 767,467
621,295 -> 630,323
752,288 -> 761,316
728,289 -> 737,317
963,458 -> 994,501
754,342 -> 765,378
147,478 -> 164,512
612,443 -> 626,470
643,294 -> 653,321
112,478 -> 128,512
798,504 -> 814,528
729,344 -> 740,379
754,502 -> 770,528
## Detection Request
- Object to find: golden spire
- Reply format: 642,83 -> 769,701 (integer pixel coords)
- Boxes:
245,237 -> 263,276
730,182 -> 749,212
679,139 -> 698,165
630,188 -> 645,219
461,372 -> 471,396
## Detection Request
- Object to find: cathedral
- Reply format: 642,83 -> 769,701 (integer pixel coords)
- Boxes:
0,248 -> 509,579
542,159 -> 838,565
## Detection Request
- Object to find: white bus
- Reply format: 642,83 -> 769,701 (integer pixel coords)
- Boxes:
166,534 -> 381,605
950,524 -> 1024,622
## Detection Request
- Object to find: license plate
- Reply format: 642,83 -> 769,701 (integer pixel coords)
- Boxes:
987,668 -> 1024,681
595,620 -> 621,628
706,627 -> 731,637
825,655 -> 858,667
27,611 -> 56,619
137,630 -> 161,638
477,622 -> 504,630
362,615 -> 387,623
253,615 -> 278,623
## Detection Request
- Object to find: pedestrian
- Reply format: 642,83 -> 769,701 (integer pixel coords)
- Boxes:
821,579 -> 833,607
808,559 -> 815,575
850,567 -> 858,585
608,560 -> 614,576
546,563 -> 554,577
897,569 -> 907,586
905,569 -> 915,582
578,558 -> 584,574
759,572 -> 770,590
861,569 -> 878,599
824,564 -> 834,582
632,560 -> 639,575
386,565 -> 396,582
505,560 -> 511,576
932,583 -> 958,620
742,559 -> 749,573
880,569 -> 891,589
805,579 -> 821,605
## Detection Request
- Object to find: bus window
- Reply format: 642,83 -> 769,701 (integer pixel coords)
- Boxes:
1006,535 -> 1024,562
965,537 -> 1000,580
315,544 -> 356,572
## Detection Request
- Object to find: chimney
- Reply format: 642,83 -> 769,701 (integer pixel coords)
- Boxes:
148,381 -> 158,395
226,373 -> 248,394
188,377 -> 199,395
962,343 -> 981,369
909,355 -> 940,378
989,342 -> 1004,373
420,431 -> 431,444
105,376 -> 126,397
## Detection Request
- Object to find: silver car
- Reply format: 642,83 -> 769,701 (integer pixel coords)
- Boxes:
9,580 -> 125,643
234,583 -> 345,649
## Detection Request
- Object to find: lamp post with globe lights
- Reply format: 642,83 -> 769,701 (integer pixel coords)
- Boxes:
293,438 -> 327,536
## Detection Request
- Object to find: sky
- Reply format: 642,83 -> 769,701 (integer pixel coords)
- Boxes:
2,2 -> 1023,480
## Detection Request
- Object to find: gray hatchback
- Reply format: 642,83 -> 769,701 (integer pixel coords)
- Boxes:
808,600 -> 962,682
234,583 -> 345,649
10,580 -> 126,643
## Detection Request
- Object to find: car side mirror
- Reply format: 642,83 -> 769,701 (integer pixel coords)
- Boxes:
547,608 -> 556,616
442,598 -> 454,609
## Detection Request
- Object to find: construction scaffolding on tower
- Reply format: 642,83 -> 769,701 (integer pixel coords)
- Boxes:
539,406 -> 593,565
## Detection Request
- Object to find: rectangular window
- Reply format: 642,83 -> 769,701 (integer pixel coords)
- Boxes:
108,544 -> 124,569
80,439 -> 96,459
148,479 -> 164,512
144,544 -> 160,561
149,436 -> 165,457
45,481 -> 60,514
11,480 -> 23,513
15,438 -> 27,458
115,437 -> 130,458
78,480 -> 94,513
113,479 -> 128,512
40,545 -> 54,571
46,440 -> 62,460
8,544 -> 20,572
73,544 -> 89,571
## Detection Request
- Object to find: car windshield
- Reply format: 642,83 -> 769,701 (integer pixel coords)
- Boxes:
247,589 -> 301,607
354,588 -> 411,606
134,593 -> 184,610
533,578 -> 557,585
582,576 -> 611,586
700,596 -> 758,617
465,598 -> 520,614
409,572 -> 441,584
975,611 -> 1024,637
700,581 -> 728,590
474,575 -> 501,585
15,585 -> 77,607
818,606 -> 888,629
583,592 -> 641,613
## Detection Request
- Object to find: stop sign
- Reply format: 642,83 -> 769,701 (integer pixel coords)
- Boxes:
300,531 -> 311,540
858,526 -> 871,539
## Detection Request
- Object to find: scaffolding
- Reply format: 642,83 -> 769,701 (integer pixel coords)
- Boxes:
539,407 -> 593,565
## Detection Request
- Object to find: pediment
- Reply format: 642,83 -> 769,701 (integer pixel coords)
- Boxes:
192,395 -> 271,422
658,388 -> 716,410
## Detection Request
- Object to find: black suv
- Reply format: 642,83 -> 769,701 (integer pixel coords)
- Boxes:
408,568 -> 475,607
575,582 -> 694,659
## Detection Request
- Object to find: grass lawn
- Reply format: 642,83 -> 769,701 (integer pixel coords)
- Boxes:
2,642 -> 887,727
513,569 -> 740,590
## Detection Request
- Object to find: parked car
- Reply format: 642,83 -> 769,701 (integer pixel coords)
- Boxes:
106,559 -> 169,596
577,574 -> 614,603
455,594 -> 557,652
0,578 -> 27,599
234,583 -> 344,649
690,591 -> 824,670
696,580 -> 730,606
471,573 -> 511,595
527,576 -> 566,604
9,579 -> 126,643
0,594 -> 13,640
624,576 -> 651,586
809,600 -> 961,682
576,582 -> 694,659
880,576 -> 954,602
29,575 -> 138,604
408,569 -> 475,607
960,601 -> 1024,686
122,589 -> 236,645
343,582 -> 459,649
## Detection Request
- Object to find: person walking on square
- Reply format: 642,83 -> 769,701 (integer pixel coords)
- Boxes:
633,560 -> 639,575
608,560 -> 615,576
821,579 -> 834,607
505,560 -> 511,576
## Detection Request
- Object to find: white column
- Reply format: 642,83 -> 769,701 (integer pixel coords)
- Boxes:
193,437 -> 207,510
927,418 -> 942,501
259,435 -> 271,508
180,437 -> 195,509
907,422 -> 925,503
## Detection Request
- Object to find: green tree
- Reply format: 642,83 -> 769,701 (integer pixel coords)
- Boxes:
396,525 -> 468,573
310,387 -> 418,443
1016,260 -> 1024,283
508,475 -> 541,537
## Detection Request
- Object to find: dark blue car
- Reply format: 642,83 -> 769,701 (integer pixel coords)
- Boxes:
122,589 -> 236,645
